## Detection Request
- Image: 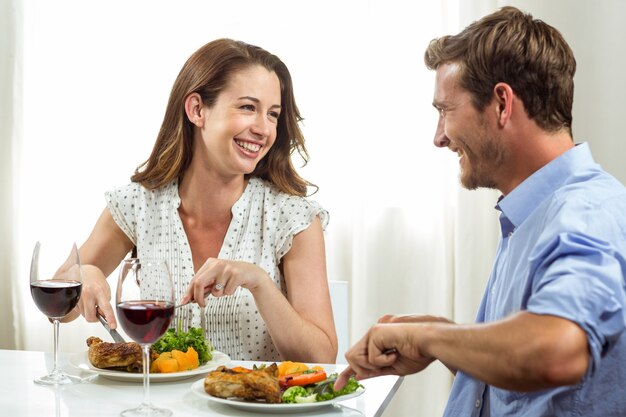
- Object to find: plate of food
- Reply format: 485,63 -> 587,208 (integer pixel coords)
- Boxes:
70,327 -> 230,382
191,362 -> 365,413
71,349 -> 230,382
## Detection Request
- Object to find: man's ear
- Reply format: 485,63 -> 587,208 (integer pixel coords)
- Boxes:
493,82 -> 514,127
184,93 -> 205,127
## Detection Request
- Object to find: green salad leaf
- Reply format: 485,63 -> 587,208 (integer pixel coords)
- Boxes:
282,386 -> 317,404
280,372 -> 363,403
313,373 -> 363,401
151,327 -> 213,364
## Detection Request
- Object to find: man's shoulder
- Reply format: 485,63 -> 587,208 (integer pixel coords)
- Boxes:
554,170 -> 626,208
540,172 -> 626,239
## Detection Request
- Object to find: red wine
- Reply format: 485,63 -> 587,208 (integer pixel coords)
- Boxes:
116,301 -> 174,344
30,280 -> 82,319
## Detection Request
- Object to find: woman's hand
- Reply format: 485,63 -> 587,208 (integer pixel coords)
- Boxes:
74,265 -> 117,328
73,207 -> 135,328
180,258 -> 271,307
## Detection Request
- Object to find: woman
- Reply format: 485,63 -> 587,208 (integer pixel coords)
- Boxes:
71,39 -> 337,363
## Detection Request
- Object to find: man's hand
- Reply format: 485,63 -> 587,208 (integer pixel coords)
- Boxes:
334,322 -> 437,390
378,313 -> 454,325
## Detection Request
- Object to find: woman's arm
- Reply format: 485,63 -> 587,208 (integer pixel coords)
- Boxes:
181,216 -> 338,363
68,208 -> 134,328
255,216 -> 338,363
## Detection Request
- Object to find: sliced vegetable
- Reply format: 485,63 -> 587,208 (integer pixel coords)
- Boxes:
172,346 -> 199,371
277,361 -> 308,377
274,362 -> 365,403
150,352 -> 178,373
280,369 -> 327,388
150,346 -> 199,373
152,327 -> 213,364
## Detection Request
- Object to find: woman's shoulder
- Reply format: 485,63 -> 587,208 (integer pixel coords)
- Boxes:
247,177 -> 315,205
246,177 -> 329,227
106,180 -> 178,205
106,181 -> 143,195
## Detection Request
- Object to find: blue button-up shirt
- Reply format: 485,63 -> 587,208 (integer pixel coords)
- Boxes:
443,143 -> 626,416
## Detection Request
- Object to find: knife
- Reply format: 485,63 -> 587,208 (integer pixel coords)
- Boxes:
96,309 -> 126,343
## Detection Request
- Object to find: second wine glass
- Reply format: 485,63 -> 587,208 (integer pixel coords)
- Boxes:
29,241 -> 83,385
116,258 -> 174,417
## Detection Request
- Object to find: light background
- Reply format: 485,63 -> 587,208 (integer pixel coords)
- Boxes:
3,1 -> 626,416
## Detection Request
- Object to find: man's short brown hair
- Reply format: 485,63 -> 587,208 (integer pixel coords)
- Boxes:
425,6 -> 576,135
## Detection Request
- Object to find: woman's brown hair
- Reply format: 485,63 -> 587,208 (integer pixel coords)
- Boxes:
424,6 -> 576,135
131,38 -> 313,196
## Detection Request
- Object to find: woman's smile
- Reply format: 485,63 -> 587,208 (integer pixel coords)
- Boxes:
234,139 -> 262,155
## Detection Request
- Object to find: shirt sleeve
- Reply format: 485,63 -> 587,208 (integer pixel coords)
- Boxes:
274,196 -> 329,260
526,231 -> 626,374
104,183 -> 139,244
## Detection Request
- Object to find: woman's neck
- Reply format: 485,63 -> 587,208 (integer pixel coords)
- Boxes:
177,168 -> 248,227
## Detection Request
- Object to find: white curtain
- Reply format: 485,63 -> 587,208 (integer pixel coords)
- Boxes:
379,1 -> 626,415
0,0 -> 21,350
4,1 -> 626,416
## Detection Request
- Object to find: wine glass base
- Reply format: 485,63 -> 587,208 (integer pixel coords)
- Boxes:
34,372 -> 83,386
120,405 -> 172,417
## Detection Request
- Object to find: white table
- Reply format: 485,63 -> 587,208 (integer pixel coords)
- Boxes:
0,349 -> 403,417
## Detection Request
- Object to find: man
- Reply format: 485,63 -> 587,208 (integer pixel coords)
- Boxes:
334,6 -> 626,416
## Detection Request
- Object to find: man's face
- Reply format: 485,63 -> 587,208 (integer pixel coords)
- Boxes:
432,63 -> 507,190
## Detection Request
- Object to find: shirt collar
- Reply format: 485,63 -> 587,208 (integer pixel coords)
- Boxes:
495,142 -> 595,230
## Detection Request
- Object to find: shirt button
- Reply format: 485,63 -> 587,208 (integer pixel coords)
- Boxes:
507,231 -> 513,237
475,399 -> 481,408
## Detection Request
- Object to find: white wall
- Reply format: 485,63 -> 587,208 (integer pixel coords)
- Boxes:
499,0 -> 626,184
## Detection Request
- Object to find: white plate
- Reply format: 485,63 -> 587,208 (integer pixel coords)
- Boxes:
190,379 -> 365,413
69,350 -> 230,382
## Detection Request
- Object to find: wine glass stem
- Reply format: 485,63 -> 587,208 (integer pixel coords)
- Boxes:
141,344 -> 151,408
51,318 -> 60,376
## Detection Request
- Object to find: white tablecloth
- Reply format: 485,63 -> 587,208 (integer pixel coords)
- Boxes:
0,349 -> 403,417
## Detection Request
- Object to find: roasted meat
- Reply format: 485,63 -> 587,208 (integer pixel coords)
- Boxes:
204,363 -> 281,403
86,336 -> 143,372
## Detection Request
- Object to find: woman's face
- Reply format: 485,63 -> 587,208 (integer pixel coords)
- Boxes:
196,65 -> 282,177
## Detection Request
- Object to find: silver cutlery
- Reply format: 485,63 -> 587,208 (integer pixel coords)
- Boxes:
96,309 -> 126,343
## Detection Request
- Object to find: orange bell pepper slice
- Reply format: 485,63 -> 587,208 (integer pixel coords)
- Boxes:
279,369 -> 327,388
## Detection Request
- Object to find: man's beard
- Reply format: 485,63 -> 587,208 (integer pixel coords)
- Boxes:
459,131 -> 507,191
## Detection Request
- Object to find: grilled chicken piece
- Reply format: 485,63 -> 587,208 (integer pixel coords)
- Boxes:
204,363 -> 281,403
86,336 -> 143,372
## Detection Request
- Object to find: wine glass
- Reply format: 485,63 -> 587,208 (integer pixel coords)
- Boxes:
29,241 -> 83,385
116,258 -> 174,417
